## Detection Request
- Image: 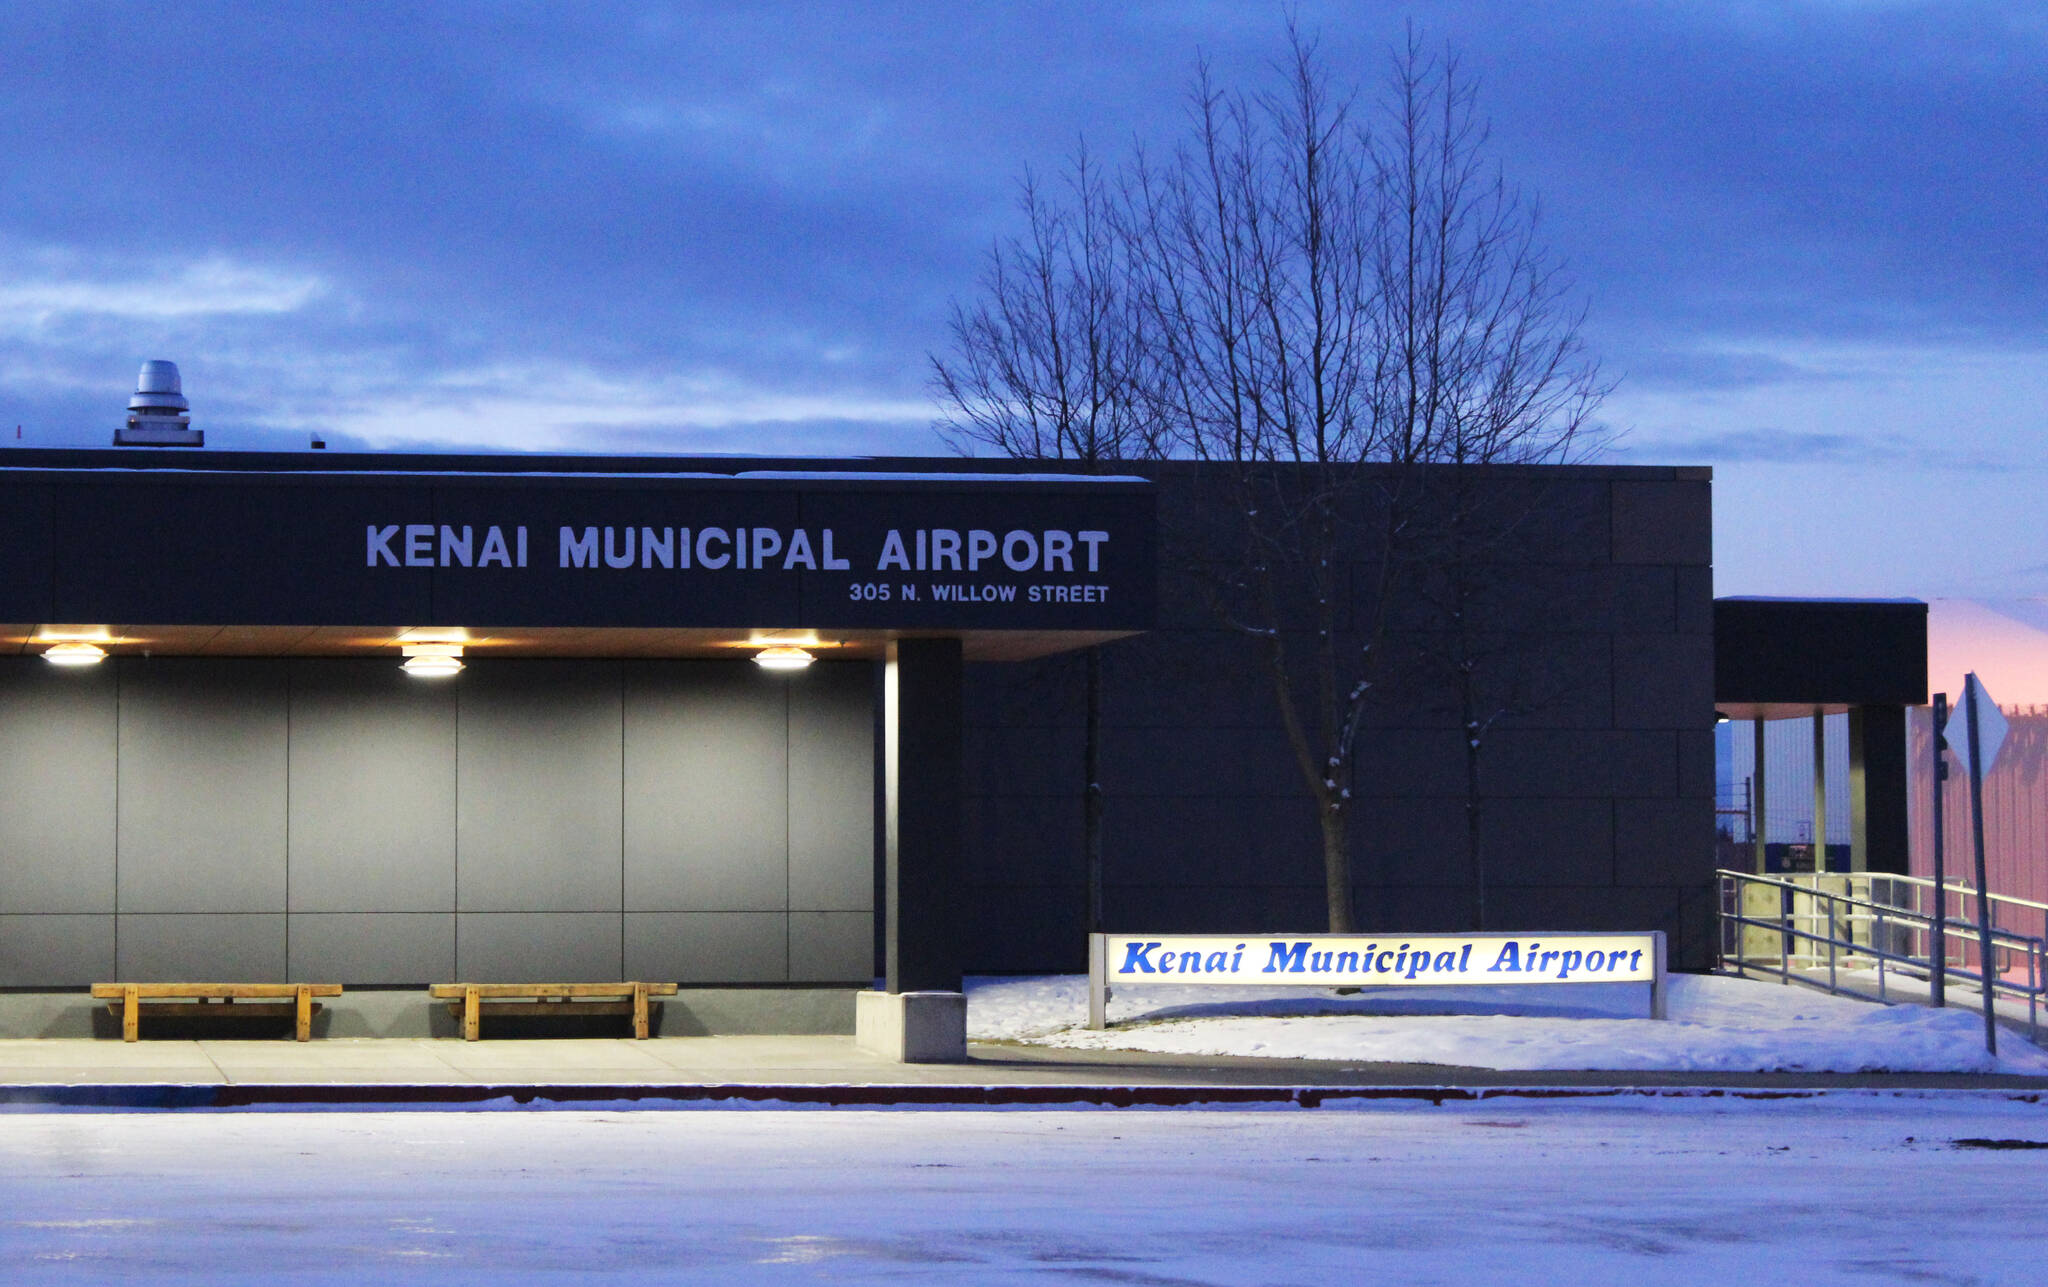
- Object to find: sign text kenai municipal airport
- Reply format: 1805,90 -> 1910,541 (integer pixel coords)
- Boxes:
365,523 -> 1119,606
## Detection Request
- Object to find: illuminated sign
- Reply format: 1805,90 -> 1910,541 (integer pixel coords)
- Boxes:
1087,931 -> 1668,1027
0,470 -> 1155,631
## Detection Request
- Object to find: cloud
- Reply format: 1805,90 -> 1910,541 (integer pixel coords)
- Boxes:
0,253 -> 327,327
1613,428 -> 1911,465
1612,346 -> 1843,394
282,363 -> 940,455
1612,425 -> 2039,471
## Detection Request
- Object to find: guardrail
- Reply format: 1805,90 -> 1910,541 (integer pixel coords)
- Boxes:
1717,869 -> 2045,1043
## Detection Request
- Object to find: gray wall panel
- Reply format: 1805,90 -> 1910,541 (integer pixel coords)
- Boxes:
0,661 -> 117,912
788,911 -> 873,982
625,911 -> 786,982
1611,479 -> 1713,566
624,662 -> 786,911
1613,798 -> 1719,886
456,662 -> 623,913
288,913 -> 454,983
965,794 -> 1083,885
288,661 -> 457,912
117,913 -> 286,980
0,914 -> 114,985
787,662 -> 875,910
456,912 -> 622,981
117,660 -> 288,913
1613,633 -> 1716,731
1478,798 -> 1616,886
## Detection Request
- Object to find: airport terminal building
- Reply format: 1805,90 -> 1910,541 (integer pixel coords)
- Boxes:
0,427 -> 1763,1037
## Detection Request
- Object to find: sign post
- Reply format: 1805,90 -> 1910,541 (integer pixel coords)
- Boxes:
1949,673 -> 2009,1057
1929,691 -> 1948,1010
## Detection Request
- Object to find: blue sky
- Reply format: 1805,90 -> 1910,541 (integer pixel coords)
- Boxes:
2,1 -> 2043,598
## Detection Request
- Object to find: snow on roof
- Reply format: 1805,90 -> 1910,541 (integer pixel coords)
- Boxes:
3,464 -> 1144,486
1717,596 -> 1927,605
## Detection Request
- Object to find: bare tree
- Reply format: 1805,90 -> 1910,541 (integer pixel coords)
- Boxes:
931,148 -> 1161,935
1123,29 -> 1604,931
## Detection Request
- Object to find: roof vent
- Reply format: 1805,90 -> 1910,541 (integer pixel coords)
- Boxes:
114,360 -> 203,447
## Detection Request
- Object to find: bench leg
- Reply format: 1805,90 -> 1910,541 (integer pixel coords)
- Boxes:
123,985 -> 140,1042
632,982 -> 649,1039
295,986 -> 313,1042
464,986 -> 480,1041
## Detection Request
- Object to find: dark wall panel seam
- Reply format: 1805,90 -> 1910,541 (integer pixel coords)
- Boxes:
620,662 -> 627,980
112,657 -> 121,968
283,664 -> 292,978
783,672 -> 793,983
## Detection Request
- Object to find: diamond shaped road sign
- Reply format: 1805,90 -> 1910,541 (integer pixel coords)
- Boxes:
1944,672 -> 2009,779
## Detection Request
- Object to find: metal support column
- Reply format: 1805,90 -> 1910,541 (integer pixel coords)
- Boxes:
1753,717 -> 1768,875
1812,708 -> 1828,872
1849,704 -> 1910,876
1849,706 -> 1868,874
883,638 -> 965,994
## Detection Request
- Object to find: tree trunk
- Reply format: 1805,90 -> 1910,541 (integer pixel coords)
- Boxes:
1321,801 -> 1353,932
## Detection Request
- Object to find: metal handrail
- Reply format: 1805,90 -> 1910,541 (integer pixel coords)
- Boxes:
1717,869 -> 2044,1043
1836,869 -> 2048,916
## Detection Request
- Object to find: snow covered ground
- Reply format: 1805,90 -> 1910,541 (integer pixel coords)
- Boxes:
967,971 -> 2048,1075
3,1100 -> 2046,1284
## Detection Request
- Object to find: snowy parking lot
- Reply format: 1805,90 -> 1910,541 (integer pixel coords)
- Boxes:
3,1097 -> 2046,1284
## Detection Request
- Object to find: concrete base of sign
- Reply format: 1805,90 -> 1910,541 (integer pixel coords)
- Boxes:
854,990 -> 967,1063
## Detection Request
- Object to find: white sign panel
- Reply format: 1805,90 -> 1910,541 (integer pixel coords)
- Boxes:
1087,930 -> 1668,1028
1945,672 -> 2009,779
1101,932 -> 1660,988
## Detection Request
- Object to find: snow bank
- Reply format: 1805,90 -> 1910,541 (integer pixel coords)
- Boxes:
965,972 -> 2048,1075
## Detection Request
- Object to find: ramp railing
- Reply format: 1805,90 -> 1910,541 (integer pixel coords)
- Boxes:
1717,868 -> 2045,1043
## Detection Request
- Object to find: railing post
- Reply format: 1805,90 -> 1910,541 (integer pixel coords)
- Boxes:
1875,906 -> 1887,1002
1780,883 -> 1794,985
1826,896 -> 1838,995
2031,940 -> 2040,1042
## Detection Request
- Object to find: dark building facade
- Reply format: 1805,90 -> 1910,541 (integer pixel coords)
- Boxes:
965,462 -> 1720,971
0,449 -> 1720,1007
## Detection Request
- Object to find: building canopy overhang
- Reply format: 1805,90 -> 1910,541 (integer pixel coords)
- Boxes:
0,451 -> 1156,662
1713,596 -> 1928,721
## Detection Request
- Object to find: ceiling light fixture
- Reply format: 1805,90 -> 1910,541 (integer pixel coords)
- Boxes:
401,643 -> 464,677
41,641 -> 107,666
752,645 -> 815,671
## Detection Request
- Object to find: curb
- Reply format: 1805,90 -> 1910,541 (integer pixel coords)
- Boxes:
2,1081 -> 2045,1112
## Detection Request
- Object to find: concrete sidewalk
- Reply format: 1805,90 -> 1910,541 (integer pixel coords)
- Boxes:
3,1035 -> 2047,1109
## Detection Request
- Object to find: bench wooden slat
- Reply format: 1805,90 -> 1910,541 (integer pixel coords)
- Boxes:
104,1001 -> 323,1021
427,983 -> 677,999
91,983 -> 342,999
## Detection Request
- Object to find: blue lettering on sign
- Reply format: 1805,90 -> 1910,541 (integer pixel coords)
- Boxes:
1489,941 -> 1523,973
1263,941 -> 1311,973
1118,941 -> 1163,974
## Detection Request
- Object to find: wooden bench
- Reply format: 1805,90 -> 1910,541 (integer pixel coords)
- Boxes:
429,982 -> 679,1041
90,982 -> 343,1042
